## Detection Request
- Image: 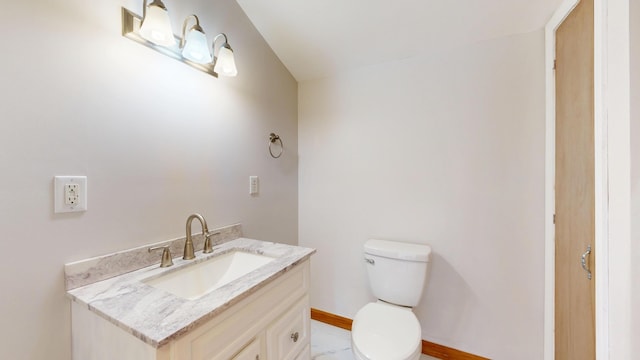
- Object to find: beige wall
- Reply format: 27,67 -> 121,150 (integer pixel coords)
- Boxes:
299,30 -> 545,359
0,0 -> 298,358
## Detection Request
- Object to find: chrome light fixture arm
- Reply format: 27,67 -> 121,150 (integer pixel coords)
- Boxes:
181,14 -> 202,49
211,33 -> 231,60
211,33 -> 237,76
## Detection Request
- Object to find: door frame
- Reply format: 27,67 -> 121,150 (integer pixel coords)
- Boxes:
544,0 -> 631,359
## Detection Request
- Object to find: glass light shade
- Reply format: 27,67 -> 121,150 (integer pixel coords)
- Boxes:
139,4 -> 175,47
214,45 -> 238,77
182,29 -> 213,64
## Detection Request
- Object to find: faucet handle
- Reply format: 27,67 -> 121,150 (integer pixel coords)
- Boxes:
148,245 -> 174,268
203,232 -> 220,254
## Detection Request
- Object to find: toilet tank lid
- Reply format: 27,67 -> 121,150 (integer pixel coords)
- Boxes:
365,239 -> 431,262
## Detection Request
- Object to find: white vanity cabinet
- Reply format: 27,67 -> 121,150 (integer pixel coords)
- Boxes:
71,260 -> 310,360
230,337 -> 263,360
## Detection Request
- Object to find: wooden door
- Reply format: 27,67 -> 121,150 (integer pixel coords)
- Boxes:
554,0 -> 596,358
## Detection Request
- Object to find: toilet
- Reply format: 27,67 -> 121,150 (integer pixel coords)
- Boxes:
351,239 -> 432,360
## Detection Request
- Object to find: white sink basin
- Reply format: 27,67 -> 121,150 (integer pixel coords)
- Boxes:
144,251 -> 275,300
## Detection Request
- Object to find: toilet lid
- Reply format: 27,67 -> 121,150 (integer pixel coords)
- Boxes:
352,302 -> 421,360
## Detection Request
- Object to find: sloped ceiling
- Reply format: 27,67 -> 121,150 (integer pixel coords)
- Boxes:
236,0 -> 563,81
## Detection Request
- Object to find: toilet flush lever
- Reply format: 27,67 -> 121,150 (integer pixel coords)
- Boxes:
364,258 -> 375,265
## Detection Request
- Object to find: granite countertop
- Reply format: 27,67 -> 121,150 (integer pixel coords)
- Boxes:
67,238 -> 315,348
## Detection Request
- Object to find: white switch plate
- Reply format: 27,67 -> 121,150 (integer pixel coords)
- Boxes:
54,176 -> 87,213
249,176 -> 259,195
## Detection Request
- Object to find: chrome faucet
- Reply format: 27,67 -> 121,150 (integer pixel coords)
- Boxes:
184,213 -> 210,260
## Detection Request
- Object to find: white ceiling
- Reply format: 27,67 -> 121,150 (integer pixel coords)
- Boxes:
235,0 -> 563,81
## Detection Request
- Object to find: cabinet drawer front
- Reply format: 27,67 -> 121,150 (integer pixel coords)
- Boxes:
294,344 -> 310,360
266,296 -> 310,360
231,337 -> 262,360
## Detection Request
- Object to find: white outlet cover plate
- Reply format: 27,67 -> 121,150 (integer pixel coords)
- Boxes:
54,176 -> 87,213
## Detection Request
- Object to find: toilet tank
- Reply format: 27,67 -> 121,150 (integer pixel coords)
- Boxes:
364,239 -> 431,307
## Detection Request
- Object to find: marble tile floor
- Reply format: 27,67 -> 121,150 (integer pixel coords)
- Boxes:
310,320 -> 439,360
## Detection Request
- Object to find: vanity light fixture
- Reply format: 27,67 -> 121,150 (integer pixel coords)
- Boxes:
180,15 -> 213,64
139,0 -> 175,47
121,2 -> 238,78
212,33 -> 238,77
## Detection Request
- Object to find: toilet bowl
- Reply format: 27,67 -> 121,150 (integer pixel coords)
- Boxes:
351,301 -> 422,360
351,239 -> 431,360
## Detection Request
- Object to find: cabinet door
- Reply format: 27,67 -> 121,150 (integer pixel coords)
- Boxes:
231,337 -> 263,360
293,345 -> 310,360
266,296 -> 309,360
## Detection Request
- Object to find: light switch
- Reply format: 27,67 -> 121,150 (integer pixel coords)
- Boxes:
249,176 -> 259,195
54,176 -> 87,213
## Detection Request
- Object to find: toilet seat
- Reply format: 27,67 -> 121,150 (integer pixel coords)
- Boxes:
351,302 -> 422,360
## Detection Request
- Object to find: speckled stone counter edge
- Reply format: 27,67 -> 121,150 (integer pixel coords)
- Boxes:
64,223 -> 242,290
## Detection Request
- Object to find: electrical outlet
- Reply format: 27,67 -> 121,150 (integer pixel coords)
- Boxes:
54,176 -> 87,213
65,184 -> 79,205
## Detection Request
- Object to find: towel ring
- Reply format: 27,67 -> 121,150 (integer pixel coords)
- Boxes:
269,133 -> 283,158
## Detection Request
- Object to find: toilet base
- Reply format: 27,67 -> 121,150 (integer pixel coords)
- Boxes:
352,339 -> 421,360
